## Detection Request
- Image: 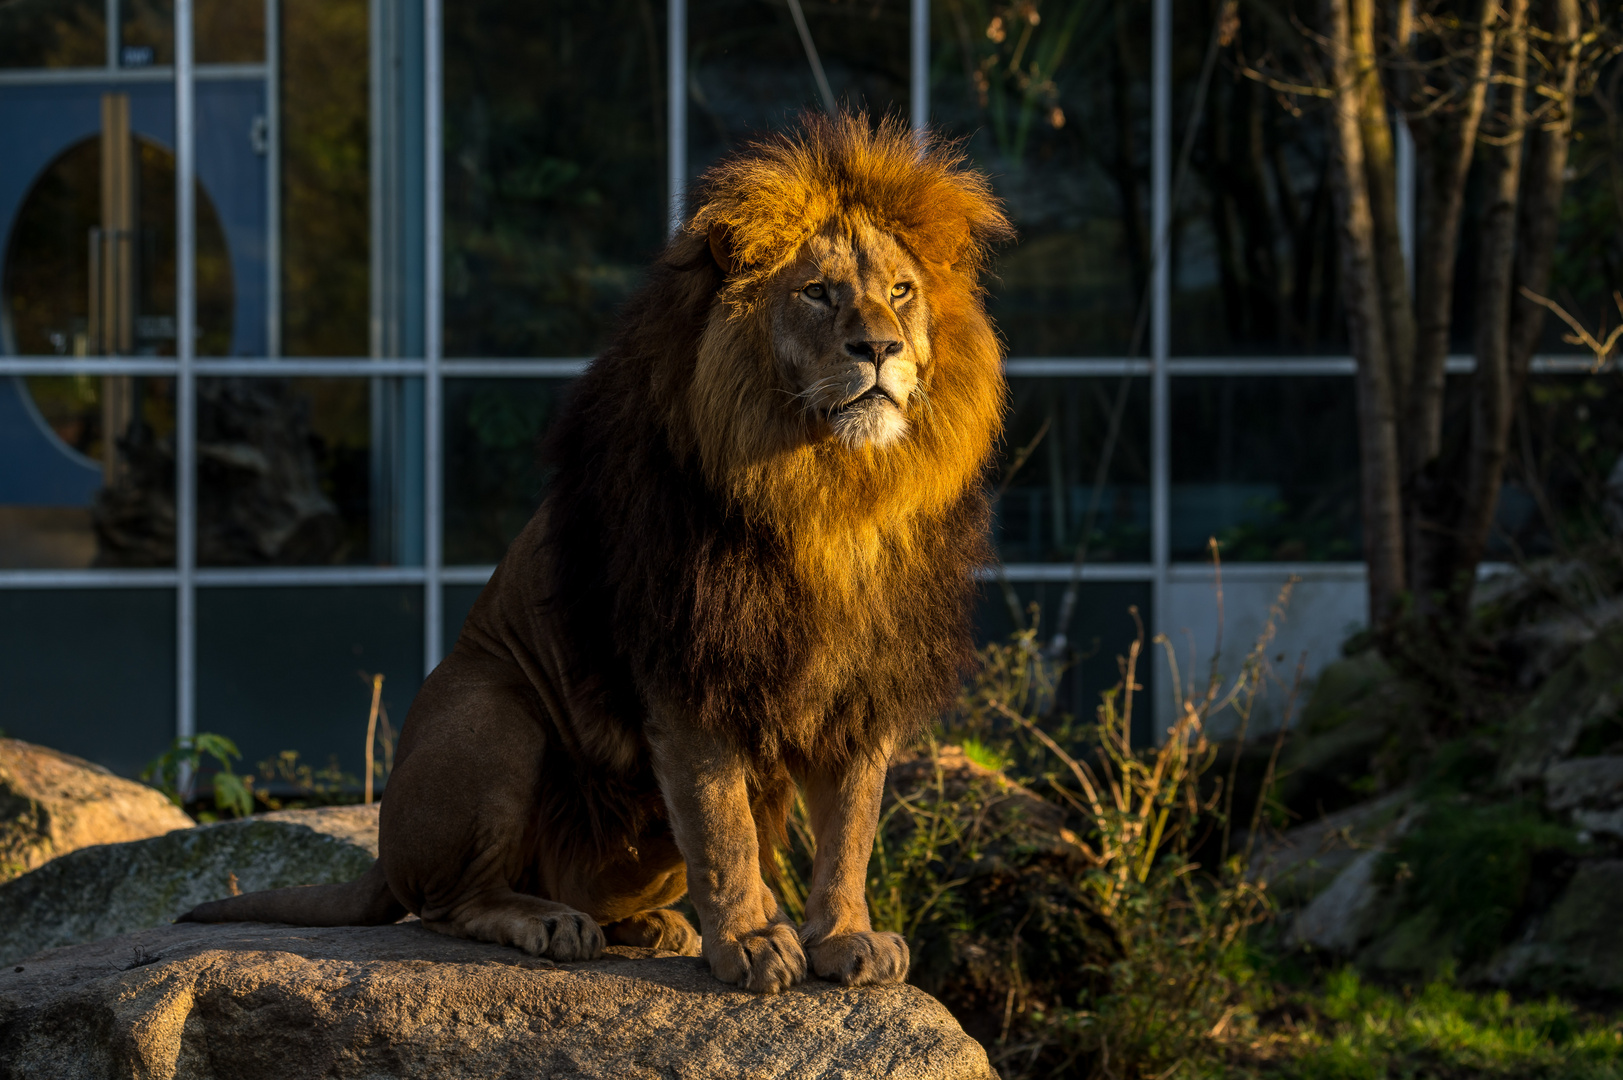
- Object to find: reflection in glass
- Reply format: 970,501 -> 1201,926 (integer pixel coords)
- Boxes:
1170,0 -> 1343,355
0,589 -> 176,777
444,1 -> 664,358
689,0 -> 909,174
444,378 -> 571,564
933,0 -> 1149,356
197,586 -> 422,784
197,0 -> 266,64
3,132 -> 234,359
976,579 -> 1154,747
0,375 -> 176,569
281,0 -> 369,357
120,0 -> 173,66
1171,377 -> 1361,561
190,377 -> 372,566
0,0 -> 104,68
994,378 -> 1151,563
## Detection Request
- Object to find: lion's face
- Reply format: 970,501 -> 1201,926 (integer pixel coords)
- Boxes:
768,219 -> 932,451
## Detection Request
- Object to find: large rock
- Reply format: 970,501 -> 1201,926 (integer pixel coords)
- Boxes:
1252,787 -> 1413,908
0,738 -> 193,882
1499,625 -> 1623,785
0,804 -> 378,965
1485,859 -> 1623,995
1280,652 -> 1424,816
0,922 -> 995,1079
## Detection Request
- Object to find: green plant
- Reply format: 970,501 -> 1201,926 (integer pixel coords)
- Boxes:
142,732 -> 254,820
1236,966 -> 1623,1079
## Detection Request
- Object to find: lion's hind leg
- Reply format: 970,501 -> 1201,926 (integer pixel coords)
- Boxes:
424,889 -> 605,962
603,908 -> 701,955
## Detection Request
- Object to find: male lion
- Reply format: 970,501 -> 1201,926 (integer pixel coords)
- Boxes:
184,114 -> 1011,994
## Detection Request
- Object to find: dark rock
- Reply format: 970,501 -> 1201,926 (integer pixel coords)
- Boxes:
0,804 -> 377,965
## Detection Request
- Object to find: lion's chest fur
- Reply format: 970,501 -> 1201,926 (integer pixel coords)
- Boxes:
541,421 -> 984,768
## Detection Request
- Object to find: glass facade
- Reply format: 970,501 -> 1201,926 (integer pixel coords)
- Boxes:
0,0 -> 1602,773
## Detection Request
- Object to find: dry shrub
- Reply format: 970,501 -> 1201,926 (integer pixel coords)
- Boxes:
821,568 -> 1304,1079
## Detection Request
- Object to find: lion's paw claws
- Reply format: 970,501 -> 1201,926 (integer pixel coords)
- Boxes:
807,930 -> 909,986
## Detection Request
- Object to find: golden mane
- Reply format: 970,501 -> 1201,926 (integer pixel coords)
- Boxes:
659,114 -> 1013,598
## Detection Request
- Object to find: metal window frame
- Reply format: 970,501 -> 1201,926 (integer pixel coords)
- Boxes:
0,1 -> 1606,750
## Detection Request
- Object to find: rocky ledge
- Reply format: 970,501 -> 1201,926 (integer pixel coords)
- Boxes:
0,922 -> 996,1080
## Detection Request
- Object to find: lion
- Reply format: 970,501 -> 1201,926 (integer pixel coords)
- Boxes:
182,113 -> 1011,994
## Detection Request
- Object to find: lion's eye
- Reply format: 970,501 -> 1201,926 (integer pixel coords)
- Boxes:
890,282 -> 912,299
803,283 -> 826,299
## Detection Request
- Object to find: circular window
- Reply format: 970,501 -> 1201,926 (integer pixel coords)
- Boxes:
2,134 -> 231,461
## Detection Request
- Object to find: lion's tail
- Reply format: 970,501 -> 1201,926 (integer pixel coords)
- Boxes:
177,859 -> 407,927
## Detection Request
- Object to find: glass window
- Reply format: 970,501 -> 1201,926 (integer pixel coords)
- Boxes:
933,0 -> 1150,357
975,579 -> 1155,747
194,377 -> 376,566
196,586 -> 422,782
0,589 -> 176,778
281,0 -> 370,358
0,376 -> 177,569
1171,376 -> 1361,561
444,0 -> 666,358
121,0 -> 174,67
443,377 -> 571,565
197,0 -> 266,65
689,0 -> 910,174
996,377 -> 1151,563
4,130 -> 232,359
0,0 -> 105,68
1169,0 -> 1344,356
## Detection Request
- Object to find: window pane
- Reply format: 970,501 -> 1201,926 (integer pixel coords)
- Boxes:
0,0 -> 105,68
280,0 -> 369,357
195,376 -> 383,566
196,586 -> 422,785
0,588 -> 175,778
443,582 -> 484,652
689,0 -> 909,173
443,378 -> 570,565
121,0 -> 174,67
445,1 -> 665,358
1170,376 -> 1361,561
1170,0 -> 1344,356
0,376 -> 177,568
995,377 -> 1151,564
933,0 -> 1149,357
197,0 -> 265,65
3,127 -> 231,359
976,579 -> 1155,748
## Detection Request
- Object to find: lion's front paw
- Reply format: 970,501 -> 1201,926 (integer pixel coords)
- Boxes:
807,930 -> 909,986
705,923 -> 806,994
528,909 -> 606,961
606,909 -> 702,956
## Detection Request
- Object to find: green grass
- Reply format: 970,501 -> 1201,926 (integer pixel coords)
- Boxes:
1224,968 -> 1623,1079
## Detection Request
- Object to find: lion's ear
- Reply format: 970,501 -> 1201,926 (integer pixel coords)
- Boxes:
708,223 -> 738,276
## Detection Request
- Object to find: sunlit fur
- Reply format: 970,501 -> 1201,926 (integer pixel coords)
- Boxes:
543,111 -> 1011,788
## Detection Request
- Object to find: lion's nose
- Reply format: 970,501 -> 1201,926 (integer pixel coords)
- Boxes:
844,339 -> 903,365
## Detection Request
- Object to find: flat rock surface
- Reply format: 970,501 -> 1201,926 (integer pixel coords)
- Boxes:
0,922 -> 996,1080
0,738 -> 193,882
0,804 -> 378,966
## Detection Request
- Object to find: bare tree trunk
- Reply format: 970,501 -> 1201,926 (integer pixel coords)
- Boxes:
1508,0 -> 1583,376
1327,0 -> 1407,623
1400,0 -> 1502,615
1404,0 -> 1500,469
1454,0 -> 1531,621
1353,0 -> 1415,394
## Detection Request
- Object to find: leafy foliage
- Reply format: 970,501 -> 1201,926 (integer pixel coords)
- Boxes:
142,733 -> 254,821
